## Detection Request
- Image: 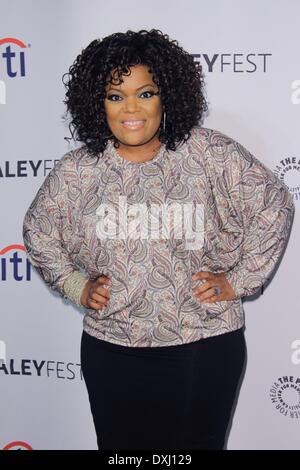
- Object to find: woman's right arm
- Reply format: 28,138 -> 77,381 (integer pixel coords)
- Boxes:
22,157 -> 89,305
22,156 -> 112,309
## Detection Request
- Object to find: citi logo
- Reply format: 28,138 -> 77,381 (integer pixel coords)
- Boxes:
0,37 -> 28,78
0,37 -> 30,104
3,441 -> 33,450
0,244 -> 31,281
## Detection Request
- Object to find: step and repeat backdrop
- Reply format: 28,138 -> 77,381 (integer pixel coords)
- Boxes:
1,0 -> 299,450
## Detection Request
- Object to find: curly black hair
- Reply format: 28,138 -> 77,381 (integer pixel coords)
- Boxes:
62,29 -> 207,158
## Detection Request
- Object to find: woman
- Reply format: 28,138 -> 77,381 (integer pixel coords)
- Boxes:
22,29 -> 294,450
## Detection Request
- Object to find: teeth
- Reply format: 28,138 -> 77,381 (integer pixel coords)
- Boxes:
123,121 -> 144,125
122,120 -> 145,130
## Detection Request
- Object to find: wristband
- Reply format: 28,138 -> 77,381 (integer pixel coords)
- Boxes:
63,271 -> 89,306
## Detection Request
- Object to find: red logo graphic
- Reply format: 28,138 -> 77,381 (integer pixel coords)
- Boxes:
0,37 -> 28,78
3,441 -> 33,450
0,244 -> 31,281
0,38 -> 27,48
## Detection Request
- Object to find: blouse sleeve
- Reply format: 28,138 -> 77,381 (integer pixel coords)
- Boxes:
22,158 -> 89,304
222,139 -> 295,299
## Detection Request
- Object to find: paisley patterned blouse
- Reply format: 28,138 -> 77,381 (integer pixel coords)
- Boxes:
22,126 -> 295,347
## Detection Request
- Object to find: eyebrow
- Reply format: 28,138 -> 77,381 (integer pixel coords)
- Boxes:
106,83 -> 157,93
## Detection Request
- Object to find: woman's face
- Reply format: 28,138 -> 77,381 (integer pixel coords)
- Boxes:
104,64 -> 163,149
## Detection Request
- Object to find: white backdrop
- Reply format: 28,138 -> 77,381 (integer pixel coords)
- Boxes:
1,0 -> 299,450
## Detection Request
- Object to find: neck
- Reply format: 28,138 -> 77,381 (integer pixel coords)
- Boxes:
115,135 -> 162,163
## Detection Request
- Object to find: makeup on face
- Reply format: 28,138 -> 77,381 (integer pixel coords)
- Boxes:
104,65 -> 163,157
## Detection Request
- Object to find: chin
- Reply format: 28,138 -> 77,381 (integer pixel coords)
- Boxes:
119,134 -> 149,146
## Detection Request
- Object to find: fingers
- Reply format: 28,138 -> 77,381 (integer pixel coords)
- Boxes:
96,276 -> 112,287
87,291 -> 109,310
192,271 -> 212,282
192,272 -> 215,299
193,286 -> 219,303
87,276 -> 112,310
192,271 -> 222,303
193,279 -> 213,295
191,271 -> 236,303
87,298 -> 107,310
90,289 -> 110,303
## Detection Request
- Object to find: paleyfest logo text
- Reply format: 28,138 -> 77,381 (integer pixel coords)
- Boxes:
95,197 -> 205,250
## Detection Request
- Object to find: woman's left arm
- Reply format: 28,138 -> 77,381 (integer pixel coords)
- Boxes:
223,139 -> 295,299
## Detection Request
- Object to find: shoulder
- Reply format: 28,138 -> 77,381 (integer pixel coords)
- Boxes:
46,145 -> 98,188
37,145 -> 93,197
188,126 -> 244,156
190,127 -> 290,194
188,126 -> 262,171
54,145 -> 93,173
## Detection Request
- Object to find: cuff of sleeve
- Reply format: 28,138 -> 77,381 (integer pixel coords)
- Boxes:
224,269 -> 246,299
63,271 -> 89,307
225,267 -> 265,299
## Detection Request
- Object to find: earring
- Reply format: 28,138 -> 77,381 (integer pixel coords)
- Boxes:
163,111 -> 166,132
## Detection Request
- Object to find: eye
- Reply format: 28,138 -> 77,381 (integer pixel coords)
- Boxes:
106,94 -> 122,102
140,91 -> 156,99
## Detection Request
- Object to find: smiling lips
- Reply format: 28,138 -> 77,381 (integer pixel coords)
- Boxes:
122,120 -> 145,130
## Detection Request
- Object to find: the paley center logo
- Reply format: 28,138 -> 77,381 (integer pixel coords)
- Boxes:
269,376 -> 300,419
273,157 -> 300,202
95,197 -> 205,250
0,37 -> 30,104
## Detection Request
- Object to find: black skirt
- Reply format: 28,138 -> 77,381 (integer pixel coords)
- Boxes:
80,327 -> 246,450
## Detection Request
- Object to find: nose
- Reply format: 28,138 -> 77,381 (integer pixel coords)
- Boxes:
123,96 -> 140,113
